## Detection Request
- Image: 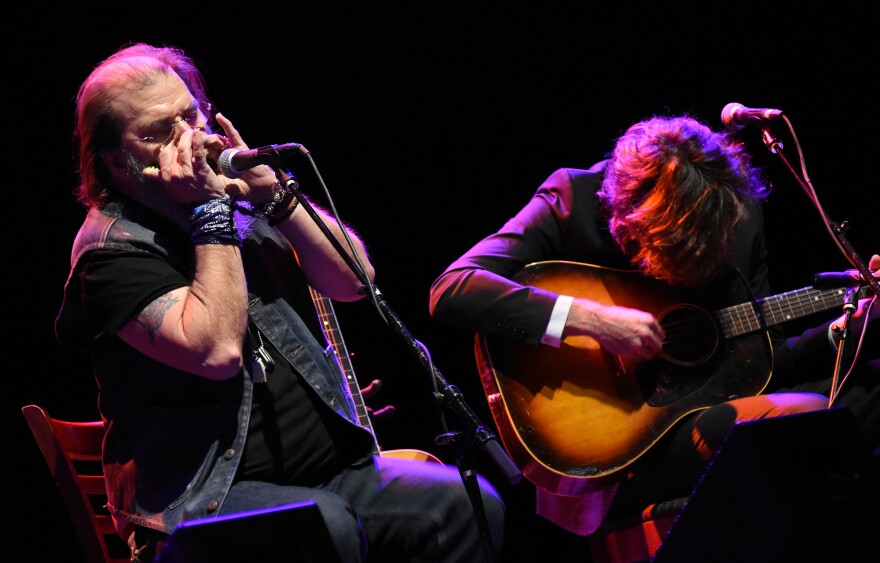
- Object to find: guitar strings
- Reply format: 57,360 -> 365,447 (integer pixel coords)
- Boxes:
657,286 -> 851,363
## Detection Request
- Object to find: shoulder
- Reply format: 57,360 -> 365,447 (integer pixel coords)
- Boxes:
71,199 -> 190,271
69,204 -> 123,262
538,163 -> 606,194
533,164 -> 606,207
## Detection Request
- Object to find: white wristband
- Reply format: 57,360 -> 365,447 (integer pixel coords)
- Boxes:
541,295 -> 574,348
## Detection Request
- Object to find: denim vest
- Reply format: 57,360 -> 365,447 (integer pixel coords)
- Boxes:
56,196 -> 369,537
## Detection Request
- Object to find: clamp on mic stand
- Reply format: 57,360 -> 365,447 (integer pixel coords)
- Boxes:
828,287 -> 861,403
757,123 -> 880,404
272,156 -> 522,563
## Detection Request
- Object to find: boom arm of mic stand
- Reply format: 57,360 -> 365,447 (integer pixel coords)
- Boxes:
830,223 -> 880,298
276,168 -> 523,486
759,127 -> 880,411
759,128 -> 880,298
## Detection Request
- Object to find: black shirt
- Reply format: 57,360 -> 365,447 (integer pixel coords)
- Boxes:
71,248 -> 375,486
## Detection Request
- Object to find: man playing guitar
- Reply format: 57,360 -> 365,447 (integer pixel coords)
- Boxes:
428,114 -> 879,536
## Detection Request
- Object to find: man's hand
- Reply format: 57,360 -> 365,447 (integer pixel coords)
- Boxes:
566,299 -> 665,361
143,127 -> 227,204
212,113 -> 278,203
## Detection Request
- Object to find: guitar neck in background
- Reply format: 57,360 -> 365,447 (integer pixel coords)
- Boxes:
307,286 -> 444,466
308,286 -> 380,443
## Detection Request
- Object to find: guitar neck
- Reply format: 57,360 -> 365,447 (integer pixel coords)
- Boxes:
718,285 -> 855,339
308,287 -> 444,466
308,287 -> 376,434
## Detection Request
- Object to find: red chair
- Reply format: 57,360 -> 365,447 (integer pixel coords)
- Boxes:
22,404 -> 129,563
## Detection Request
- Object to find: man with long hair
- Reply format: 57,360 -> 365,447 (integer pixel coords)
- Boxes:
429,114 -> 878,536
57,43 -> 505,562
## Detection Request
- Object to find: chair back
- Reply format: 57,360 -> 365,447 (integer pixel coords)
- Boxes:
22,404 -> 129,563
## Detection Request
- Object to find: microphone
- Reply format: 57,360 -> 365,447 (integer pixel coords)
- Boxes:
720,102 -> 784,132
218,143 -> 303,178
812,270 -> 863,289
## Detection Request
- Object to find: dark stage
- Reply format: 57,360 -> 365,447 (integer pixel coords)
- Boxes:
10,6 -> 877,562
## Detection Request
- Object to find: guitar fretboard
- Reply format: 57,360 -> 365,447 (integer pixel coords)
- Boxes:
716,286 -> 848,338
309,287 -> 378,441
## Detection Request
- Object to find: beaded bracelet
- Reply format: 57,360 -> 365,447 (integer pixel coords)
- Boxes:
258,180 -> 295,218
190,195 -> 241,245
268,196 -> 299,227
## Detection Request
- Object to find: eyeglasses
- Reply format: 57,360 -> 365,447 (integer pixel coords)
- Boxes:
133,103 -> 211,146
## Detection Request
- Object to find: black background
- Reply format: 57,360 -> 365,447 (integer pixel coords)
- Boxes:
10,5 -> 878,562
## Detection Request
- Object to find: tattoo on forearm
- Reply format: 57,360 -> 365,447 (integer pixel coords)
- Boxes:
137,294 -> 180,343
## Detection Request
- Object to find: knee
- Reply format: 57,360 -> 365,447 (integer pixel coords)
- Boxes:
475,475 -> 506,553
693,393 -> 830,459
760,392 -> 829,415
725,392 -> 828,420
314,501 -> 366,563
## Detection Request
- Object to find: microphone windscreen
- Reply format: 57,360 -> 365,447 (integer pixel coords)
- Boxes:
721,103 -> 745,132
218,148 -> 243,178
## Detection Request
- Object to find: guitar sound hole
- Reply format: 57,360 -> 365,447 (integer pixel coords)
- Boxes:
659,305 -> 719,367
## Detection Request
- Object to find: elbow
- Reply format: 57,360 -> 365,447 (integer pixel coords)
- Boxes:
198,343 -> 245,380
428,291 -> 443,319
332,263 -> 377,303
429,296 -> 456,324
428,276 -> 452,319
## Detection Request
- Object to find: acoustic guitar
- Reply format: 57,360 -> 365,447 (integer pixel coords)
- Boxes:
309,286 -> 441,464
475,260 -> 864,495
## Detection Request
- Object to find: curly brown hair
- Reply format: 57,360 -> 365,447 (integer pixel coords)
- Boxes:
598,115 -> 769,287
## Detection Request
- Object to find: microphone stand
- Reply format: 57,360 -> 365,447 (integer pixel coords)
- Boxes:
758,125 -> 880,402
829,287 -> 861,402
274,161 -> 522,563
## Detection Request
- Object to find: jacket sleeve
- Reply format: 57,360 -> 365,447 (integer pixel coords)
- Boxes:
428,168 -> 581,346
